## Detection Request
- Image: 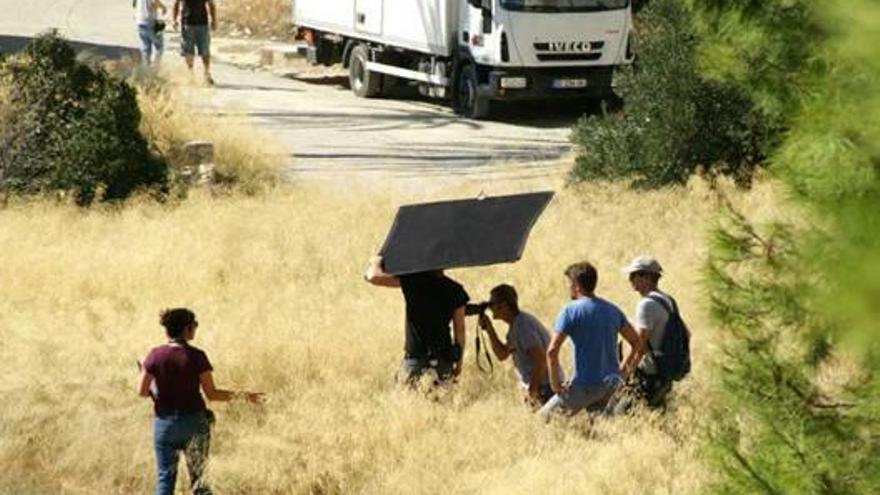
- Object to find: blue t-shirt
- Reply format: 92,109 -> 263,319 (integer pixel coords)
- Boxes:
555,297 -> 627,387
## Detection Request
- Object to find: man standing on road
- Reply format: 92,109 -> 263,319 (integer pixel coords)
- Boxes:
623,256 -> 678,408
540,261 -> 642,417
173,0 -> 217,85
478,284 -> 559,406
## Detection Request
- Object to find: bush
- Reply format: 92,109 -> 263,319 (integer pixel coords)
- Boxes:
570,0 -> 777,188
0,32 -> 167,205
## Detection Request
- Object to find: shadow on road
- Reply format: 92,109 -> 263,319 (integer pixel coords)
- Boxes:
279,64 -> 609,129
206,107 -> 485,132
0,34 -> 138,61
212,82 -> 304,93
281,73 -> 349,88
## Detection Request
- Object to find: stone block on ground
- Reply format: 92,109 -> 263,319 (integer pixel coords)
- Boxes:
179,140 -> 216,186
259,43 -> 307,68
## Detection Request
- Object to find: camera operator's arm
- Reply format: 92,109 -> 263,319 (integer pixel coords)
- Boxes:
452,306 -> 466,376
364,256 -> 400,288
527,346 -> 547,400
478,314 -> 511,361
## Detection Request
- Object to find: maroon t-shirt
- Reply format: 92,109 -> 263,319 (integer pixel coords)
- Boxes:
143,343 -> 213,416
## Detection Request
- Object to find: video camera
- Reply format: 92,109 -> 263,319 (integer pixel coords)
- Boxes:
465,302 -> 489,316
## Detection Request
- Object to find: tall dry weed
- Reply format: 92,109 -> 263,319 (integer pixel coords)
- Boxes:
137,83 -> 280,194
218,0 -> 292,38
0,178 -> 782,494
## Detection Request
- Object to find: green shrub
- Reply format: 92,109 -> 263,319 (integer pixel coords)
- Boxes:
570,0 -> 776,188
0,32 -> 167,205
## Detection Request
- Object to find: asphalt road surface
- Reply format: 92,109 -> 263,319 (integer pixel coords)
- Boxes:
0,0 -> 593,181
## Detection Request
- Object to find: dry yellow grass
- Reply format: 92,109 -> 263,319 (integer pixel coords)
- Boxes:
137,83 -> 281,194
0,176 -> 783,494
218,0 -> 293,38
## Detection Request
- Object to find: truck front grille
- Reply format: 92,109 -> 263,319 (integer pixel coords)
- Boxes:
534,41 -> 604,62
536,53 -> 603,62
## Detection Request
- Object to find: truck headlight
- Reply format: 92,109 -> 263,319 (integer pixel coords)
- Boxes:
500,77 -> 527,89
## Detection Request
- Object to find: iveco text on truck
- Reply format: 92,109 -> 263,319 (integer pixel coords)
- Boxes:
294,0 -> 634,118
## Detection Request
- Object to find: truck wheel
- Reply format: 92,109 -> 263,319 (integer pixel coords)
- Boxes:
349,44 -> 382,98
455,64 -> 489,119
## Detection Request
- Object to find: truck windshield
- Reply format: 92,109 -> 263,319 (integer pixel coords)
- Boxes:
501,0 -> 629,12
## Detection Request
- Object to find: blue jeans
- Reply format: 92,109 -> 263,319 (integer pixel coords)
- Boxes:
539,376 -> 622,417
137,24 -> 164,66
153,412 -> 213,495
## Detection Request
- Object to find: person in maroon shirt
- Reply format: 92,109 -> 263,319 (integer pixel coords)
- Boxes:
139,308 -> 263,495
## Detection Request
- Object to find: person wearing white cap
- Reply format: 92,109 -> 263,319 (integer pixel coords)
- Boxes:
622,256 -> 676,407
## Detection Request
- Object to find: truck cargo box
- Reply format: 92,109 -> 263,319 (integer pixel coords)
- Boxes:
294,0 -> 459,57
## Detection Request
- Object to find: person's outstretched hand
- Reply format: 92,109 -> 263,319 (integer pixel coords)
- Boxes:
241,391 -> 266,403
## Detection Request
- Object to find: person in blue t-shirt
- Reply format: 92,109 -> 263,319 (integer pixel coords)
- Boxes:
540,261 -> 642,417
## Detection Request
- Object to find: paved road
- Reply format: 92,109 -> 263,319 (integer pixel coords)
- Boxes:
0,0 -> 586,180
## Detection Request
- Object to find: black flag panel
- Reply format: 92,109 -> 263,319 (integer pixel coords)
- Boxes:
379,191 -> 554,276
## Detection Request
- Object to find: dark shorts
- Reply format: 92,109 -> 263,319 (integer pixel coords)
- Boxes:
636,369 -> 672,408
180,24 -> 210,57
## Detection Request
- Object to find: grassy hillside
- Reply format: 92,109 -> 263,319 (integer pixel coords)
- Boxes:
0,178 -> 779,494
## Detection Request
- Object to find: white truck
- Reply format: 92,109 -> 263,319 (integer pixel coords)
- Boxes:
293,0 -> 634,118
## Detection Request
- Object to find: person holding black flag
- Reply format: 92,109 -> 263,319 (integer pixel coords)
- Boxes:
365,256 -> 469,386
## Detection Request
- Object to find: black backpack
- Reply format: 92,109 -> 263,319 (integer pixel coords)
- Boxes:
646,294 -> 691,381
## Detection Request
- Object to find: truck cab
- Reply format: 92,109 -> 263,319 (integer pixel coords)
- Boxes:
295,0 -> 634,118
456,0 -> 633,117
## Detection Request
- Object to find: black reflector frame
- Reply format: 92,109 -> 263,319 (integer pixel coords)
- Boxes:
379,191 -> 554,276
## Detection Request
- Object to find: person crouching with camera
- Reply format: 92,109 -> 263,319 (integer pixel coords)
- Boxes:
478,284 -> 560,406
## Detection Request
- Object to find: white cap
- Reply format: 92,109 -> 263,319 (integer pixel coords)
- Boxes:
622,256 -> 663,275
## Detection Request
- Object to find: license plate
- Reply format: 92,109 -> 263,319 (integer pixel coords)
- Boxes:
553,78 -> 588,89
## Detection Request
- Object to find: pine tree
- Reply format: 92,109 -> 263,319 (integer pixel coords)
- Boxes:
703,1 -> 880,493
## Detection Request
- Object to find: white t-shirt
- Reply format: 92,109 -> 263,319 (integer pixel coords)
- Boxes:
635,290 -> 673,375
135,0 -> 156,26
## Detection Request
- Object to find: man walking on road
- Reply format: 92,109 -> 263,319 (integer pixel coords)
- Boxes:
173,0 -> 217,85
134,0 -> 167,68
540,262 -> 642,417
